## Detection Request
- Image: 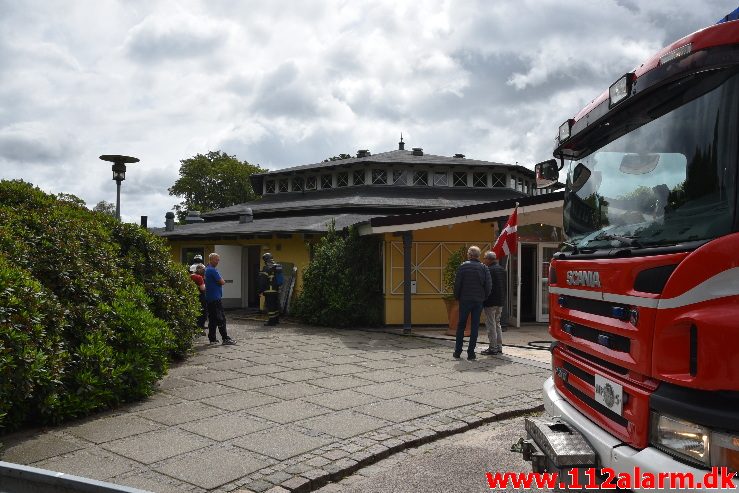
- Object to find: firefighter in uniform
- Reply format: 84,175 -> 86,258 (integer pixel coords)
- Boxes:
258,252 -> 283,326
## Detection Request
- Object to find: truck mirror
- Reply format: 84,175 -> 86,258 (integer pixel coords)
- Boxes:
619,153 -> 660,174
570,163 -> 592,193
535,159 -> 559,188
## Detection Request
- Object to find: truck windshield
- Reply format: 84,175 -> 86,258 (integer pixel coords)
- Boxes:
563,69 -> 738,250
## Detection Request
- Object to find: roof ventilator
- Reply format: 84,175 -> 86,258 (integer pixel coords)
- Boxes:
239,207 -> 254,224
412,147 -> 424,156
165,212 -> 175,231
185,211 -> 204,223
357,149 -> 371,158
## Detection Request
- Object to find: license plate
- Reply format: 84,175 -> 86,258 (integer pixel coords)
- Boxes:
594,374 -> 623,415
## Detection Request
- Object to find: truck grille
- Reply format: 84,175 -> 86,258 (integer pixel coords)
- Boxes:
562,319 -> 631,353
554,344 -> 654,449
559,295 -> 630,319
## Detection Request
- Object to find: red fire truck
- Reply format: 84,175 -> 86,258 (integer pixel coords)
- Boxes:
524,13 -> 739,492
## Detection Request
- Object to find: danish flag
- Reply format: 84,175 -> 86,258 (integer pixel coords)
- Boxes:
493,207 -> 518,258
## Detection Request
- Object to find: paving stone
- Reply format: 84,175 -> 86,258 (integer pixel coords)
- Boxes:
1,433 -> 84,464
184,369 -> 246,383
165,382 -> 237,401
309,375 -> 372,391
114,470 -> 194,493
302,389 -> 379,411
221,375 -> 286,391
136,400 -> 224,425
204,358 -> 256,371
453,382 -> 521,400
102,428 -> 211,464
156,376 -> 199,391
316,355 -> 366,365
246,400 -> 330,424
271,369 -> 329,382
66,414 -> 161,444
406,389 -> 481,410
325,457 -> 359,478
233,428 -> 334,460
120,392 -> 184,412
301,468 -> 330,482
281,475 -> 311,492
284,463 -> 313,474
402,374 -> 465,390
322,449 -> 349,460
276,359 -> 327,370
353,369 -> 408,383
398,364 -> 450,376
265,487 -> 290,493
257,382 -> 327,399
358,359 -> 409,370
180,412 -> 271,441
355,382 -> 422,399
495,362 -> 549,376
265,470 -> 293,485
34,449 -> 135,480
315,364 -> 368,376
246,479 -> 275,492
298,410 -> 390,439
305,456 -> 331,467
155,446 -> 267,489
201,390 -> 281,411
356,398 -> 439,423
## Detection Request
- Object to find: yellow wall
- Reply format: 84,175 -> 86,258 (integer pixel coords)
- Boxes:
382,221 -> 498,325
166,235 -> 315,306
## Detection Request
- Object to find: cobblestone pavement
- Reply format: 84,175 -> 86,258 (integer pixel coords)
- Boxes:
0,318 -> 548,493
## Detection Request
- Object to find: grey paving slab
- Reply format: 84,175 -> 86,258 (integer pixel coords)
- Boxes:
506,374 -> 549,391
164,383 -> 237,400
245,400 -> 330,424
271,368 -> 329,382
67,414 -> 162,443
201,391 -> 281,411
494,362 -> 549,376
298,410 -> 390,439
34,449 -> 136,481
136,401 -> 224,426
220,375 -> 286,391
406,390 -> 481,410
155,446 -> 269,489
112,469 -> 199,493
316,364 -> 369,376
317,355 -> 368,365
157,376 -> 200,391
453,382 -> 521,401
355,398 -> 439,423
358,359 -> 410,370
354,369 -> 409,383
203,357 -> 255,371
309,375 -> 373,391
1,433 -> 84,464
180,412 -> 271,441
354,351 -> 404,361
184,369 -> 246,383
402,374 -> 466,390
302,389 -> 380,411
233,427 -> 334,460
356,382 -> 424,399
102,429 -> 212,464
275,359 -> 327,370
236,363 -> 295,375
257,382 -> 328,399
121,392 -> 184,412
397,364 -> 449,377
454,369 -> 505,383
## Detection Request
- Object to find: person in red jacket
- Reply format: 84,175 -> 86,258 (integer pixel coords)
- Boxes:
190,263 -> 207,334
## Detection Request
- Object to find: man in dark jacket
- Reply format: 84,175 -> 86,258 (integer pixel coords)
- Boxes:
453,246 -> 492,360
258,252 -> 282,326
481,251 -> 507,355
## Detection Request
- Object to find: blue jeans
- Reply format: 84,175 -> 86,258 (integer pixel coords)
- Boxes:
455,300 -> 483,355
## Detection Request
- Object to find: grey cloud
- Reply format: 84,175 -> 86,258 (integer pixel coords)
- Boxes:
0,131 -> 77,163
124,17 -> 226,62
249,62 -> 321,118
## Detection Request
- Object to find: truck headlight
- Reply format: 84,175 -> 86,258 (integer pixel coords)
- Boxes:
711,431 -> 739,473
650,412 -> 710,466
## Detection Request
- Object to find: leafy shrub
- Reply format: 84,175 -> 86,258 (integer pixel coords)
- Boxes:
294,224 -> 383,327
442,247 -> 467,300
0,180 -> 198,431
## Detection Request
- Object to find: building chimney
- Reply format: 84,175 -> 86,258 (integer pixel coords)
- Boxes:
412,147 -> 424,156
239,207 -> 254,224
399,134 -> 405,150
454,153 -> 465,159
165,212 -> 175,231
185,211 -> 204,223
357,149 -> 371,158
140,216 -> 148,228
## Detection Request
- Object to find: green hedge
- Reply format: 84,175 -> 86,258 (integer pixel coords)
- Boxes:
0,180 -> 199,431
293,224 -> 383,327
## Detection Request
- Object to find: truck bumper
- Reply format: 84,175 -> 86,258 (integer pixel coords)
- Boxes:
540,376 -> 734,492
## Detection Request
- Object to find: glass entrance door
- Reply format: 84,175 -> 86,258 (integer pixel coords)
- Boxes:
537,243 -> 560,323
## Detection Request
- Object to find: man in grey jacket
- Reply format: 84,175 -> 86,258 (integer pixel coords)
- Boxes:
453,246 -> 492,360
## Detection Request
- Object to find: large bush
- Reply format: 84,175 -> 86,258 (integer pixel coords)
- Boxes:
0,180 -> 199,431
294,224 -> 383,327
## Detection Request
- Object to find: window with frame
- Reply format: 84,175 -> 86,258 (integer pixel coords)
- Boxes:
353,169 -> 366,185
452,171 -> 468,187
278,179 -> 288,192
392,169 -> 407,185
321,175 -> 333,189
372,169 -> 387,185
337,172 -> 349,187
265,180 -> 276,193
433,171 -> 448,186
492,173 -> 506,187
305,176 -> 317,190
472,172 -> 487,188
413,170 -> 428,186
292,177 -> 304,191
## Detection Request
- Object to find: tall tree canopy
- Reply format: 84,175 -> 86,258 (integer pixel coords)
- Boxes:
168,150 -> 266,221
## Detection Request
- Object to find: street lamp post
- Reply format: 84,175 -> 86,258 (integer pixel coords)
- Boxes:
99,155 -> 139,220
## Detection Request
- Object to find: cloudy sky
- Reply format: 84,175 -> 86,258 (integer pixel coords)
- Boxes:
0,1 -> 735,225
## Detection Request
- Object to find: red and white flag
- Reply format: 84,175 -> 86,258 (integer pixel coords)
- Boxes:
493,208 -> 518,258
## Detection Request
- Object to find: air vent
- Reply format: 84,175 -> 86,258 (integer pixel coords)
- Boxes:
185,211 -> 204,223
239,207 -> 254,224
412,147 -> 424,156
357,149 -> 371,158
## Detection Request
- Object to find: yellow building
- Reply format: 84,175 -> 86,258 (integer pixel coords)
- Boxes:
157,142 -> 563,327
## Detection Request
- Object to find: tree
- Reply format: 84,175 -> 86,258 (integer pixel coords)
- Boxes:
92,200 -> 116,217
168,150 -> 267,222
323,154 -> 352,162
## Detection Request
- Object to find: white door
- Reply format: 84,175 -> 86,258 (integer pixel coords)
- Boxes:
537,243 -> 560,322
214,245 -> 242,301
